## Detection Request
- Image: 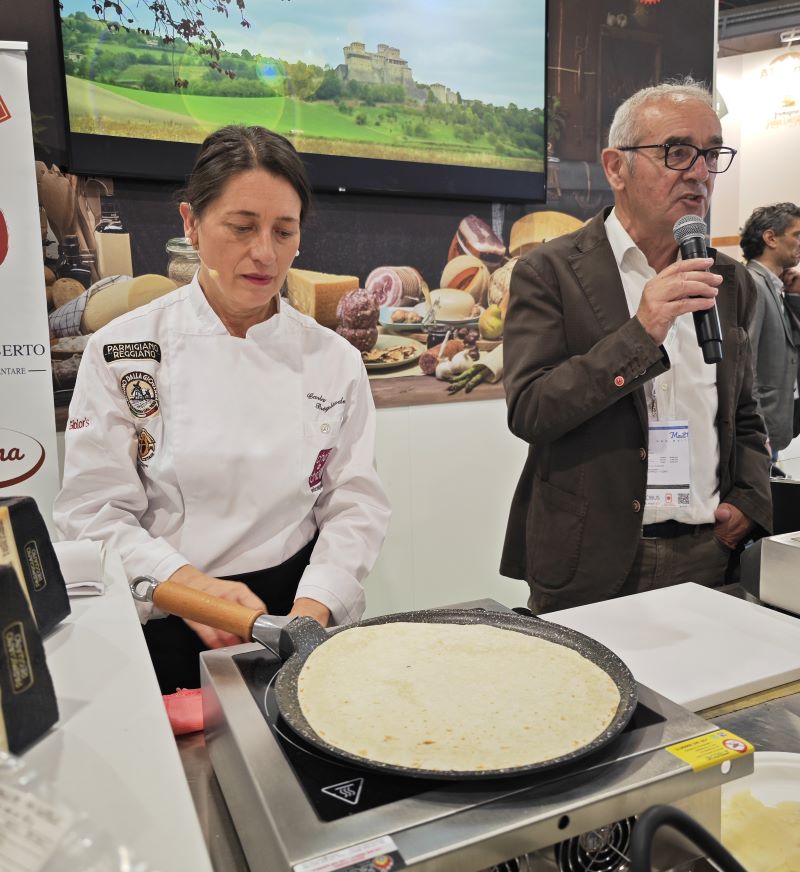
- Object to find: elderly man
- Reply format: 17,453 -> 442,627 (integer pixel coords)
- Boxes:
740,203 -> 800,473
501,79 -> 772,613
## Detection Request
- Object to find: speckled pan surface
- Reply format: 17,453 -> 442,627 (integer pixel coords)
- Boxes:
274,609 -> 638,780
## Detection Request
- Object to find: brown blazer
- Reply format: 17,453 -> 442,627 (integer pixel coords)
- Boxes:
500,210 -> 772,611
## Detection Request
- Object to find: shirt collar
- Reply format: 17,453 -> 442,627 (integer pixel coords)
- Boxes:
750,259 -> 785,295
605,208 -> 652,273
186,271 -> 285,338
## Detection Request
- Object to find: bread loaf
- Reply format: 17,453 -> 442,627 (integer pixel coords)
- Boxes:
51,277 -> 85,308
487,257 -> 518,306
286,268 -> 359,328
81,275 -> 177,333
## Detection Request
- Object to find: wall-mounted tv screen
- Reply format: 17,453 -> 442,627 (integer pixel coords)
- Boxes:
59,0 -> 547,201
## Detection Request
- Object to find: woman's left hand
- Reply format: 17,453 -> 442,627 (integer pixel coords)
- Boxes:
288,597 -> 331,627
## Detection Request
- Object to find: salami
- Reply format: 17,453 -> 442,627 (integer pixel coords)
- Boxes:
336,325 -> 378,353
336,287 -> 380,330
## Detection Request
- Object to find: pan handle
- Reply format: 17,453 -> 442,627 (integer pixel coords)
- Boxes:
279,616 -> 329,661
131,576 -> 265,641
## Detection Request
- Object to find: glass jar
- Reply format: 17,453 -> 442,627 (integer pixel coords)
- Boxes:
166,237 -> 200,286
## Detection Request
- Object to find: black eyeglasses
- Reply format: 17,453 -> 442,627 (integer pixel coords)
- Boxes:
617,143 -> 737,173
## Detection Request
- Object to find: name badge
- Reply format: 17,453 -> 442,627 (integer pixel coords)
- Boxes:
646,419 -> 690,509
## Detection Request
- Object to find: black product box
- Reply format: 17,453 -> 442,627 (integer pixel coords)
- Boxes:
0,496 -> 70,637
0,564 -> 59,753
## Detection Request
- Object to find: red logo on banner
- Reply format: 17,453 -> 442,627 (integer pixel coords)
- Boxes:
308,448 -> 332,490
0,429 -> 46,488
0,95 -> 10,124
0,210 -> 8,268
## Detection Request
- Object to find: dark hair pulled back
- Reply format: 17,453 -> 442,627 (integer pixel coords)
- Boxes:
181,125 -> 312,223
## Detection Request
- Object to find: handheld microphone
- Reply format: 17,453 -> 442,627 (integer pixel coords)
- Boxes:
672,215 -> 723,364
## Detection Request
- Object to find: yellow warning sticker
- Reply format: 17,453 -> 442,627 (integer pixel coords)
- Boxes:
665,730 -> 755,771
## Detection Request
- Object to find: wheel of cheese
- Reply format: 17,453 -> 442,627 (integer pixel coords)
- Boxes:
286,269 -> 359,329
81,275 -> 177,333
509,211 -> 583,258
428,289 -> 475,320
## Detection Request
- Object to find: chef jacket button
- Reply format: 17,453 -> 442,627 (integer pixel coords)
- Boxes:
320,423 -> 331,434
639,448 -> 647,461
632,499 -> 642,513
614,375 -> 625,387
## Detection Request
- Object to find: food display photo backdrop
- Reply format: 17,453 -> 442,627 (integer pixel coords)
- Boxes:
18,0 -> 714,417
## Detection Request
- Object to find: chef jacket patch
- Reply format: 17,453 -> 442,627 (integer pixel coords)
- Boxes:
137,428 -> 156,465
308,449 -> 332,492
121,371 -> 159,418
104,341 -> 161,363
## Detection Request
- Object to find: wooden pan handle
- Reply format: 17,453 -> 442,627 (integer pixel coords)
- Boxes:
152,580 -> 265,640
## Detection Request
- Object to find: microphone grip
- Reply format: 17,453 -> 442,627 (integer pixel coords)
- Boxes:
692,308 -> 723,363
678,236 -> 723,364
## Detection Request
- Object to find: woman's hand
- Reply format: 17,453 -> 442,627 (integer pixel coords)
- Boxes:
288,597 -> 331,627
167,564 -> 267,648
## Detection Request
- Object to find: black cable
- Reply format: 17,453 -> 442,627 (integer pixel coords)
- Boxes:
630,805 -> 747,872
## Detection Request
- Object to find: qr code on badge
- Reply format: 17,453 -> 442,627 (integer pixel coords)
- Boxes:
678,493 -> 690,506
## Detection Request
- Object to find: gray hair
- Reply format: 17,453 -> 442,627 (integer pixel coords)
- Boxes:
608,77 -> 714,149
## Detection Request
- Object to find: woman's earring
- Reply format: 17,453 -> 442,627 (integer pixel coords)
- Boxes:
295,250 -> 300,256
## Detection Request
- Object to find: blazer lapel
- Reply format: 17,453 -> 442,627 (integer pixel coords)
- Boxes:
712,254 -> 738,426
569,214 -> 650,436
751,260 -> 793,343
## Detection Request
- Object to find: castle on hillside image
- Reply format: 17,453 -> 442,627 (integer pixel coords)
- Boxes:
337,42 -> 457,104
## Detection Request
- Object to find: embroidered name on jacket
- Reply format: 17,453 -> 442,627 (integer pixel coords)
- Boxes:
104,342 -> 161,362
306,392 -> 346,413
121,371 -> 159,418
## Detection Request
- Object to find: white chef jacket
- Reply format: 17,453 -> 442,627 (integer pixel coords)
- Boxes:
54,275 -> 391,625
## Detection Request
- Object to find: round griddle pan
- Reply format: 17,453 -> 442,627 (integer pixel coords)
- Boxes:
129,580 -> 638,780
274,607 -> 638,780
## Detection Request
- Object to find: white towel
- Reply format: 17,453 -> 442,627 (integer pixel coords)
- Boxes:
53,540 -> 105,597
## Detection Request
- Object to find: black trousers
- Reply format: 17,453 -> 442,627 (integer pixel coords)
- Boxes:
142,536 -> 316,693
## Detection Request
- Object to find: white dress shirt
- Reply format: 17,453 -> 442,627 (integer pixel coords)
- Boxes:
605,209 -> 720,525
54,275 -> 391,625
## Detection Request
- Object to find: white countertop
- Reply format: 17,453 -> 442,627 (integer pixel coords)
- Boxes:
545,582 -> 800,711
25,548 -> 212,872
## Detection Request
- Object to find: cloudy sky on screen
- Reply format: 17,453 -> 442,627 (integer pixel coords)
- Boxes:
61,0 -> 546,110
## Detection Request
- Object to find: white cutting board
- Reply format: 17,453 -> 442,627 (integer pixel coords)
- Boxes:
543,582 -> 800,711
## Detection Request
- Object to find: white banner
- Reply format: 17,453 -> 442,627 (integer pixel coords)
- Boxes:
0,43 -> 59,530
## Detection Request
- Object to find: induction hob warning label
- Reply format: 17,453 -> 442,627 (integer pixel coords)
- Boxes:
665,729 -> 754,771
294,835 -> 406,872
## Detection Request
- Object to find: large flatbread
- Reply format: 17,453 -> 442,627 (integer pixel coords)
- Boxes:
297,622 -> 621,772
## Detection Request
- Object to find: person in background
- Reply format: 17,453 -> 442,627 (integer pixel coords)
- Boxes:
54,126 -> 391,692
500,79 -> 772,613
740,203 -> 800,476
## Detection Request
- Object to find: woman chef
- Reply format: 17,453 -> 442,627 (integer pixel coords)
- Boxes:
54,126 -> 391,692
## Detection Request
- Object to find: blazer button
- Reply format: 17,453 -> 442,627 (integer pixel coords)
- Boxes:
639,448 -> 647,461
632,499 -> 642,513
